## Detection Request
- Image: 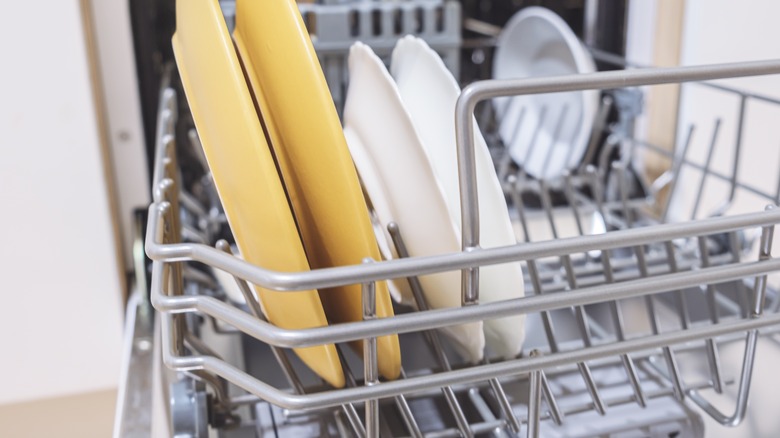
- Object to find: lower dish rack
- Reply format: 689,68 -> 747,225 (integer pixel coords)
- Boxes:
141,57 -> 780,438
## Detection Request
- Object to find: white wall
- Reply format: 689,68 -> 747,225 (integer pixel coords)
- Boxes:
0,0 -> 124,404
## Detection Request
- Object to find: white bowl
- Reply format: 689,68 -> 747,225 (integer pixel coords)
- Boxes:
493,6 -> 598,181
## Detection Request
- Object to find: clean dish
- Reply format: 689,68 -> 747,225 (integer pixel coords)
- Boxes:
354,156 -> 414,306
493,6 -> 598,180
344,42 -> 485,362
213,266 -> 246,305
233,0 -> 400,379
171,0 -> 343,387
391,36 -> 526,359
211,244 -> 252,306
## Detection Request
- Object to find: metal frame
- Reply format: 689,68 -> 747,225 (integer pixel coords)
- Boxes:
147,59 -> 780,437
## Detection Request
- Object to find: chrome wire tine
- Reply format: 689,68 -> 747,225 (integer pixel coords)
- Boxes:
697,236 -> 725,394
596,134 -> 620,182
484,357 -> 522,434
187,128 -> 211,172
526,351 -> 543,438
577,362 -> 607,415
190,369 -> 232,412
333,409 -> 351,438
539,181 -> 558,240
704,338 -> 725,395
614,162 -> 635,229
611,162 -> 654,407
182,265 -> 218,289
561,255 -> 593,347
508,175 -> 531,243
181,225 -> 208,245
662,347 -> 687,402
662,125 -> 696,223
594,237 -> 624,340
615,162 -> 661,335
179,190 -> 208,219
497,106 -> 527,184
774,149 -> 780,205
507,106 -> 528,149
586,164 -> 620,289
664,241 -> 691,330
688,329 -> 759,427
753,212 -> 775,317
217,243 -> 370,436
387,223 -> 474,438
698,237 -> 721,324
521,106 -> 549,176
597,244 -> 645,408
620,355 -> 647,408
657,241 -> 689,402
494,94 -> 517,127
464,391 -> 504,438
727,95 -> 748,205
394,370 -> 424,438
559,251 -> 607,415
539,371 -> 564,426
684,220 -> 771,426
691,119 -> 722,220
526,259 -> 559,353
586,165 -> 610,228
362,262 -> 380,438
541,104 -> 570,177
184,331 -> 224,361
728,231 -> 751,318
443,387 -> 474,438
335,348 -> 368,438
386,223 -> 452,369
216,240 -> 308,396
342,403 -> 368,438
162,208 -> 187,360
563,171 -> 586,238
579,95 -> 615,174
183,333 -> 232,410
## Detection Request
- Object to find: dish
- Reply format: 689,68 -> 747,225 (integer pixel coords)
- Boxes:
171,0 -> 344,387
213,266 -> 246,305
344,42 -> 485,362
391,36 -> 526,359
354,156 -> 414,306
493,6 -> 598,180
233,0 -> 400,379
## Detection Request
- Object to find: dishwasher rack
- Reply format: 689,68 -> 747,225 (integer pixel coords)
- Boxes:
146,57 -> 780,437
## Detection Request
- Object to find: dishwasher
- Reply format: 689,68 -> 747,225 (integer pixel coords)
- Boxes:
114,1 -> 780,437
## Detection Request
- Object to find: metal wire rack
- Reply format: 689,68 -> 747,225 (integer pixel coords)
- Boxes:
145,54 -> 780,437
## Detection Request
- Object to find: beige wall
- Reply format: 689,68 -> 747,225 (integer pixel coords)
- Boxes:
0,0 -> 124,407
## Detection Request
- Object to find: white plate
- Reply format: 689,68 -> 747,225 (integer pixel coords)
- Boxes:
391,36 -> 526,359
343,42 -> 485,362
493,6 -> 598,181
353,133 -> 412,305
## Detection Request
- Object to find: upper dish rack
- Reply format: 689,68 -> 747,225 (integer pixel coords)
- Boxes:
147,55 -> 780,437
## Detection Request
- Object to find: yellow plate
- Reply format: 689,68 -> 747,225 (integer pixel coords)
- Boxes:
172,0 -> 344,388
234,0 -> 401,380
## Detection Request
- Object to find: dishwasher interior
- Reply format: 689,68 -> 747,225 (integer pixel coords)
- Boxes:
117,1 -> 780,437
